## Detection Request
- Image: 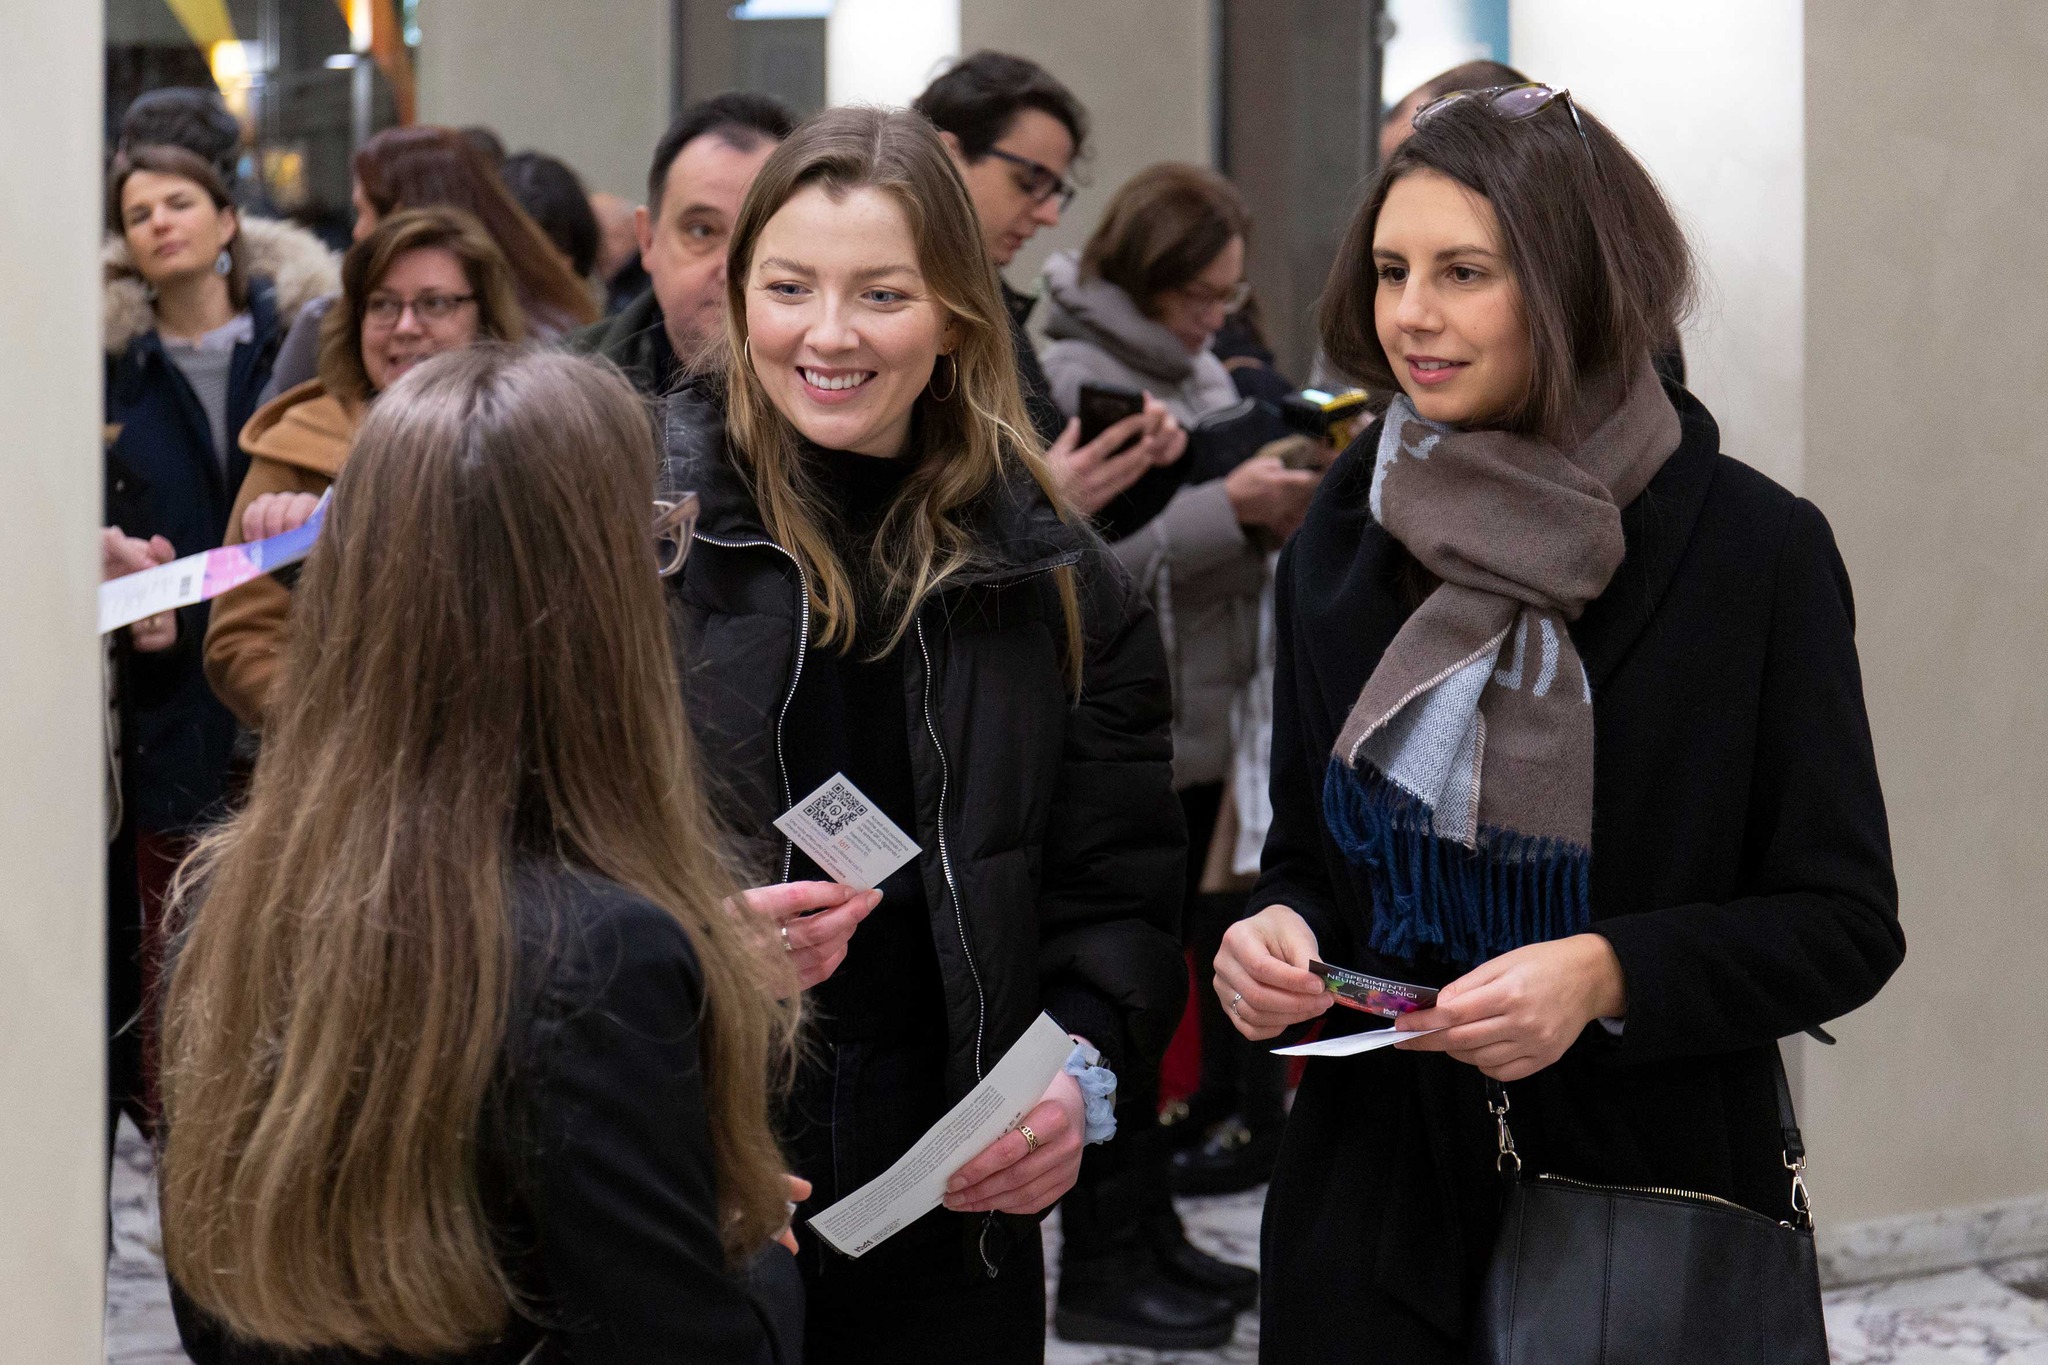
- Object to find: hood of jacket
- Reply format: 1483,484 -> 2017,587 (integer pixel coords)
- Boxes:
238,380 -> 358,477
1037,249 -> 1197,385
104,215 -> 340,357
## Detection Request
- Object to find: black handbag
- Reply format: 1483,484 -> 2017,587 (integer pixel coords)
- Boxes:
1471,1044 -> 1827,1364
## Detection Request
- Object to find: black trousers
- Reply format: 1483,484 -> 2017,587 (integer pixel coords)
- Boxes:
1179,784 -> 1288,1131
792,1034 -> 1047,1364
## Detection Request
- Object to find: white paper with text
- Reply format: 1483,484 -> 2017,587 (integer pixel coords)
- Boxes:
808,1012 -> 1073,1257
773,772 -> 921,891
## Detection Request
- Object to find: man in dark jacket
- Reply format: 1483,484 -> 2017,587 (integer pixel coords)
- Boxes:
914,51 -> 1247,1353
565,93 -> 794,394
915,54 -> 1186,525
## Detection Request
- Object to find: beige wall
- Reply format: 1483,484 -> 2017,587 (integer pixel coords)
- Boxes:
417,0 -> 670,200
1801,0 -> 2048,1222
1512,0 -> 1807,492
0,4 -> 109,1361
960,0 -> 1213,291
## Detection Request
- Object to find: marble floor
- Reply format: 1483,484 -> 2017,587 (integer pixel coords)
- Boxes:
109,1119 -> 2048,1363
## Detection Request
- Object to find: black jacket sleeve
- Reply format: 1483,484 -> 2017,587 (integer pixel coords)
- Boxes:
518,892 -> 800,1365
1595,499 -> 1905,1061
1248,537 -> 1356,967
1036,542 -> 1189,1077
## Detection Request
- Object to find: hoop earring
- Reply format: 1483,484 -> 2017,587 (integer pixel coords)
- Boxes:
214,249 -> 232,277
927,353 -> 957,402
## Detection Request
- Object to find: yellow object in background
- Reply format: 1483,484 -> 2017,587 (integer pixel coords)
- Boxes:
162,0 -> 236,51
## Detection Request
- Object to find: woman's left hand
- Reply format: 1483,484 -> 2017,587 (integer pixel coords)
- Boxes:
773,1174 -> 812,1254
1393,933 -> 1627,1082
941,1069 -> 1087,1215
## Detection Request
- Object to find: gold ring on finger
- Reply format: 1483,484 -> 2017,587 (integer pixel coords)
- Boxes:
1018,1124 -> 1038,1154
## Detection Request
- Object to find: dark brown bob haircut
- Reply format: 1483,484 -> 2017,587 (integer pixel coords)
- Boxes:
1322,91 -> 1694,438
1081,163 -> 1251,316
318,207 -> 527,404
108,144 -> 249,310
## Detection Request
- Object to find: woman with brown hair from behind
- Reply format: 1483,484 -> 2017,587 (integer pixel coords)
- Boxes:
204,206 -> 526,731
160,346 -> 807,1364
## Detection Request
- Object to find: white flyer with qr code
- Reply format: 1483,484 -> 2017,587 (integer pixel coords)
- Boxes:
773,773 -> 921,890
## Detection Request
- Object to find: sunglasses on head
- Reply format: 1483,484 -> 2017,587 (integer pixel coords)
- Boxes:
1412,83 -> 1593,157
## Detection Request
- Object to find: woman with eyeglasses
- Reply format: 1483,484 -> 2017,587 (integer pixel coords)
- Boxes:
1037,159 -> 1321,1227
1216,87 -> 1901,1361
204,208 -> 525,730
161,346 -> 806,1365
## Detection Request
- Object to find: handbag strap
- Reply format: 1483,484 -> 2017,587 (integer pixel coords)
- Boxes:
1483,1037 -> 1814,1229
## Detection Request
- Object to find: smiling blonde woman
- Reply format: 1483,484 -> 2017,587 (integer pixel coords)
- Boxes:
660,105 -> 1187,1363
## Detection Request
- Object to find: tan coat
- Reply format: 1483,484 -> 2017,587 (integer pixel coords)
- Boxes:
202,381 -> 358,729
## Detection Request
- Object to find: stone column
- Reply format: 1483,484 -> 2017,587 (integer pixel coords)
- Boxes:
0,3 -> 110,1361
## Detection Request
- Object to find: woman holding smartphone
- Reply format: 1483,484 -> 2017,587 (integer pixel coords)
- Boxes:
1216,87 -> 1904,1360
660,106 -> 1185,1363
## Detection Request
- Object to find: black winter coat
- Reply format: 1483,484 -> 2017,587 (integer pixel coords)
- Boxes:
1253,386 -> 1904,1362
104,280 -> 280,830
173,861 -> 803,1365
660,387 -> 1187,1093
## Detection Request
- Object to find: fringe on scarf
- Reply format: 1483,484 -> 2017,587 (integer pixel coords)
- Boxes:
1322,757 -> 1590,964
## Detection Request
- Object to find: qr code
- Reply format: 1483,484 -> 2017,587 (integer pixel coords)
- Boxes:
803,781 -> 869,837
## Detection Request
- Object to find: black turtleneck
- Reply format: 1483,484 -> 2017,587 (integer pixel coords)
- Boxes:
782,443 -> 945,1044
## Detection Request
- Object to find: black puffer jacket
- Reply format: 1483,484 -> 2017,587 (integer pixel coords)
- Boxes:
660,386 -> 1187,1099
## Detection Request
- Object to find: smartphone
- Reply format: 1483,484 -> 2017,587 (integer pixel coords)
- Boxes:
1077,381 -> 1146,448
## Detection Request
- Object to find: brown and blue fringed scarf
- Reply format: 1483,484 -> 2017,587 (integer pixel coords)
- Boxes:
1325,357 -> 1681,964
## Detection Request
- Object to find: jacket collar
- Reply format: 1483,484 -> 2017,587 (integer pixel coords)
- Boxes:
661,380 -> 1085,582
1038,249 -> 1197,383
1571,381 -> 1722,690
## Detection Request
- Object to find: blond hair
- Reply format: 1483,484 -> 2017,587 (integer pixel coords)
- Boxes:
721,105 -> 1083,681
158,347 -> 798,1355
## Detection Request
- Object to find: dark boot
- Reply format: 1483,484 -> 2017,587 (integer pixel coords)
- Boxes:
1170,1113 -> 1283,1195
1145,1208 -> 1259,1312
1057,1115 -> 1238,1349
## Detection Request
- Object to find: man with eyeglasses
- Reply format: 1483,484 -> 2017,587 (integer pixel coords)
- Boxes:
915,51 -> 1246,1357
915,54 -> 1188,522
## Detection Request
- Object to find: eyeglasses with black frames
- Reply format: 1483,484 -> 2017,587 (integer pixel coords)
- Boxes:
362,291 -> 478,328
983,147 -> 1079,211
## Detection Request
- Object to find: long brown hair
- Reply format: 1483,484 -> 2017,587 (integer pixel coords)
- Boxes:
354,125 -> 597,327
1320,91 -> 1694,439
318,206 -> 528,403
158,347 -> 798,1355
721,105 -> 1082,676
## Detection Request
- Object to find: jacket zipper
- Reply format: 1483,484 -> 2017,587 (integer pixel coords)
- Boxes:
693,531 -> 810,882
914,614 -> 987,1083
1533,1172 -> 1771,1221
916,612 -> 1002,1277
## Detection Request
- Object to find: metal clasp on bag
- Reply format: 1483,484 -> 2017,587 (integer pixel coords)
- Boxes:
1489,1086 -> 1522,1175
1784,1151 -> 1814,1231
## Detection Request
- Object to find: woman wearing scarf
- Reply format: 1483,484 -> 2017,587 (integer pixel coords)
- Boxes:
1215,87 -> 1904,1361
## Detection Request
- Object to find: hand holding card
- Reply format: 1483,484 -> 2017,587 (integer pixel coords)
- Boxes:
1309,960 -> 1439,1018
774,774 -> 922,892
